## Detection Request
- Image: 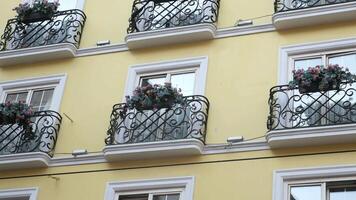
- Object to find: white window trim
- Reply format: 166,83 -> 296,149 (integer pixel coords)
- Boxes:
0,187 -> 38,200
273,164 -> 356,200
124,56 -> 208,101
0,74 -> 67,112
104,176 -> 195,200
278,37 -> 356,85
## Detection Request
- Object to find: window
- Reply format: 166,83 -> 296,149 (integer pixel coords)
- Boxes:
0,188 -> 38,200
125,56 -> 208,98
287,50 -> 356,127
289,180 -> 356,200
105,177 -> 194,200
0,74 -> 67,112
273,164 -> 356,200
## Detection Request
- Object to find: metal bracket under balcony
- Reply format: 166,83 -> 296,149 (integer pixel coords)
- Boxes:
273,0 -> 356,29
0,9 -> 86,66
104,95 -> 209,161
266,81 -> 356,148
126,0 -> 220,49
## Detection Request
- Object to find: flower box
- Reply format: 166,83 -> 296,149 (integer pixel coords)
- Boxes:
21,12 -> 53,24
289,64 -> 355,94
13,0 -> 60,24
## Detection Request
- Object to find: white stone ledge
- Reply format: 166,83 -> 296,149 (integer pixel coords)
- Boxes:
125,24 -> 217,49
103,139 -> 205,161
273,1 -> 356,29
0,152 -> 50,171
266,123 -> 356,148
0,43 -> 77,67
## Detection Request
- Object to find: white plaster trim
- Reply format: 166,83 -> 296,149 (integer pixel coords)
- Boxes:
273,1 -> 356,29
0,187 -> 38,200
273,164 -> 356,200
103,139 -> 204,161
267,123 -> 356,148
0,43 -> 77,67
104,177 -> 195,200
278,37 -> 356,85
203,139 -> 269,154
215,24 -> 275,38
76,43 -> 129,57
124,56 -> 208,101
0,152 -> 50,171
126,23 -> 216,49
0,74 -> 67,112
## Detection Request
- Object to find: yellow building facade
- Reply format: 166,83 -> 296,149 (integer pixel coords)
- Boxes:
1,0 -> 356,200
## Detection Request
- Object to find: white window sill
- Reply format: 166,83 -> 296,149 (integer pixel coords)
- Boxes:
125,23 -> 216,49
103,139 -> 204,161
273,1 -> 356,29
0,152 -> 50,171
0,43 -> 77,67
266,123 -> 356,148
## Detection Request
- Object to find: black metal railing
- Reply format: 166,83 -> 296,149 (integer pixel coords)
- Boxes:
127,0 -> 220,33
106,95 -> 209,145
267,81 -> 356,131
0,111 -> 62,156
274,0 -> 355,12
0,9 -> 86,51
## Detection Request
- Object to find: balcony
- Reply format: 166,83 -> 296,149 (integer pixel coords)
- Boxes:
272,0 -> 356,29
0,9 -> 86,66
0,110 -> 61,156
266,81 -> 356,148
125,0 -> 220,49
104,95 -> 209,161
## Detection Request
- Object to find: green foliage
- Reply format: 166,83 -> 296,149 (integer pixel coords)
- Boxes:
289,64 -> 356,92
13,0 -> 60,22
0,101 -> 34,137
126,83 -> 184,111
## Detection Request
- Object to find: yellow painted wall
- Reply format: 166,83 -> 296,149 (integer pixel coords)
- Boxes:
1,1 -> 356,199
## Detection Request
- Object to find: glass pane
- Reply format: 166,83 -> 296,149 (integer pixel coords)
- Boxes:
294,58 -> 323,70
5,92 -> 28,103
290,185 -> 322,200
293,58 -> 324,127
119,194 -> 149,200
328,53 -> 356,125
49,0 -> 77,11
330,186 -> 356,200
153,194 -> 180,200
171,73 -> 195,96
30,89 -> 54,111
140,75 -> 166,87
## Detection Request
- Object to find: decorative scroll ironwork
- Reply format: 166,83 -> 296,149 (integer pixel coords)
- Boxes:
0,111 -> 62,156
274,0 -> 355,12
127,0 -> 220,33
106,95 -> 209,145
267,81 -> 356,131
0,9 -> 86,51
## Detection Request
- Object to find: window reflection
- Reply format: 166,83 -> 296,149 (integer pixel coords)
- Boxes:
290,185 -> 322,200
329,186 -> 356,200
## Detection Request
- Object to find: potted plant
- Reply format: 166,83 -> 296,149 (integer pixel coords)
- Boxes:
0,101 -> 34,138
13,0 -> 60,24
289,64 -> 356,94
125,82 -> 184,111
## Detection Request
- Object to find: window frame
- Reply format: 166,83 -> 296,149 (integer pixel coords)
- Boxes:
0,187 -> 38,200
104,177 -> 195,200
0,74 -> 67,112
124,56 -> 208,102
273,165 -> 356,200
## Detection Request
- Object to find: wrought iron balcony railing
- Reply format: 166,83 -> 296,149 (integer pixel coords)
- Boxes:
106,95 -> 209,145
0,9 -> 86,51
274,0 -> 355,12
267,81 -> 356,131
127,0 -> 220,33
0,111 -> 62,156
